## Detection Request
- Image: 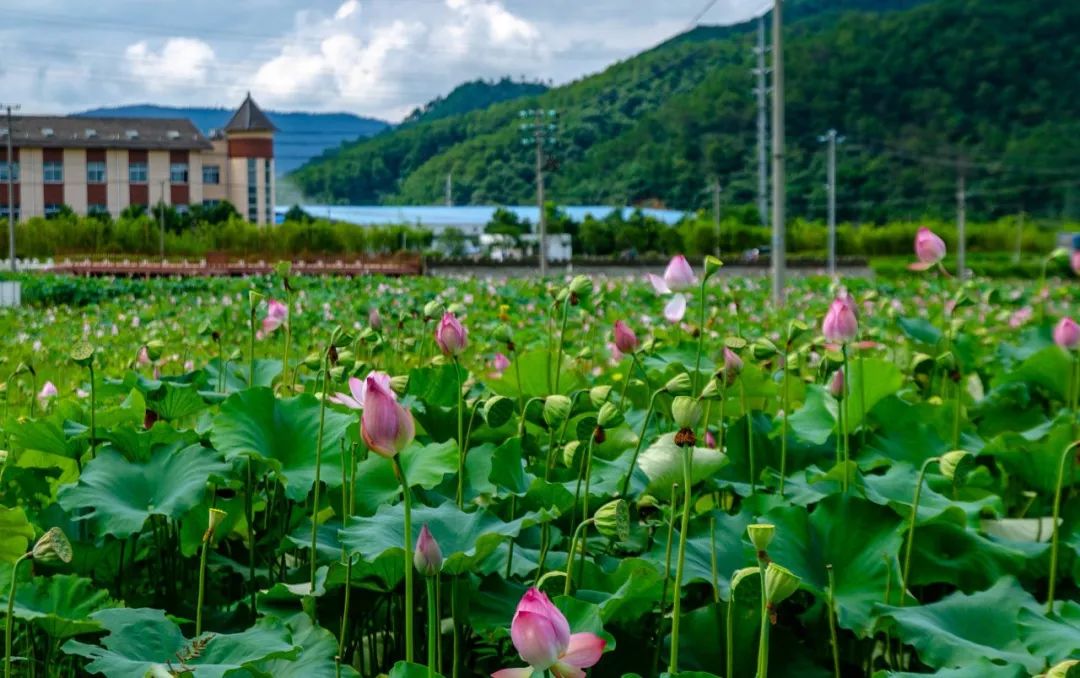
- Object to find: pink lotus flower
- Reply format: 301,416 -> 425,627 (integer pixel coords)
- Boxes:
613,320 -> 639,354
413,524 -> 443,576
360,374 -> 415,458
492,588 -> 606,678
1054,317 -> 1080,351
330,371 -> 393,410
828,369 -> 845,399
722,347 -> 743,383
911,227 -> 947,271
647,255 -> 697,294
137,346 -> 151,366
663,294 -> 687,324
493,353 -> 511,372
369,307 -> 382,331
435,312 -> 468,357
705,430 -> 718,449
262,299 -> 288,334
37,381 -> 58,408
822,297 -> 859,344
1072,250 -> 1080,277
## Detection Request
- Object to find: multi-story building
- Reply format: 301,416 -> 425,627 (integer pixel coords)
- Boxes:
0,94 -> 276,226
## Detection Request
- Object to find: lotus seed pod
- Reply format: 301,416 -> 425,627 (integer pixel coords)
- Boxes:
730,566 -> 761,596
493,324 -> 514,344
329,366 -> 346,382
597,402 -> 623,429
562,440 -> 582,469
589,385 -> 612,408
0,449 -> 8,464
335,349 -> 355,365
144,339 -> 166,362
70,342 -> 95,367
390,375 -> 410,395
423,300 -> 444,320
543,395 -> 572,428
204,508 -> 227,543
303,352 -> 323,370
483,395 -> 515,429
747,523 -> 776,552
593,499 -> 631,542
703,255 -> 724,281
939,450 -> 974,483
699,378 -> 721,400
568,274 -> 592,297
1046,660 -> 1079,678
671,396 -> 702,430
31,527 -> 73,564
663,372 -> 692,394
764,562 -> 801,605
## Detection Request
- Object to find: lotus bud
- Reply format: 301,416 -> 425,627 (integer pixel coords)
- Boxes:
747,523 -> 776,552
721,348 -> 743,384
764,562 -> 800,606
360,375 -> 416,458
703,255 -> 724,281
663,255 -> 696,291
203,508 -> 227,544
144,339 -> 166,362
31,527 -> 73,564
663,372 -> 692,395
939,450 -> 974,484
828,369 -> 845,399
597,402 -> 623,429
70,342 -> 95,368
613,320 -> 639,354
914,226 -> 947,267
593,499 -> 630,542
413,524 -> 443,576
435,312 -> 468,357
1071,250 -> 1080,277
705,430 -> 717,449
589,385 -> 612,408
390,375 -> 409,395
542,395 -> 572,428
423,299 -> 444,320
562,440 -> 582,468
822,297 -> 859,344
1054,317 -> 1079,351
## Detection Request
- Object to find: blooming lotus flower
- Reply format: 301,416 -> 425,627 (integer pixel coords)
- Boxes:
262,299 -> 288,334
413,524 -> 443,576
1054,317 -> 1080,351
493,353 -> 511,372
360,374 -> 415,458
613,320 -> 639,354
822,297 -> 859,344
911,227 -> 947,271
663,255 -> 696,291
330,371 -> 393,410
37,381 -> 58,407
435,312 -> 468,356
492,588 -> 606,678
664,294 -> 687,324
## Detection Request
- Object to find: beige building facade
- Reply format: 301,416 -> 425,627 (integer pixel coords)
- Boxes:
0,94 -> 277,226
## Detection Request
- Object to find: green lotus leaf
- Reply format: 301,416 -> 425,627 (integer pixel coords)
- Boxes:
57,444 -> 229,538
388,661 -> 446,678
765,495 -> 904,637
647,510 -> 752,599
62,607 -> 298,677
203,358 -> 283,391
637,432 -> 728,496
878,658 -> 1026,678
862,463 -> 1002,526
864,396 -> 951,467
339,501 -> 558,576
898,316 -> 944,346
211,388 -> 353,502
841,357 -> 905,431
489,348 -> 583,398
0,568 -> 117,639
995,345 -> 1072,401
1017,602 -> 1080,665
255,612 -> 358,677
352,439 -> 458,516
908,520 -> 1032,592
0,506 -> 34,564
788,384 -> 839,445
873,577 -> 1042,673
145,382 -> 209,421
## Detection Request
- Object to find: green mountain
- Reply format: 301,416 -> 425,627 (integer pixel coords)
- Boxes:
292,0 -> 1080,222
401,77 -> 549,126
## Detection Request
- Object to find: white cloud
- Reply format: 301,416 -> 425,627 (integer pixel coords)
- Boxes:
124,38 -> 216,93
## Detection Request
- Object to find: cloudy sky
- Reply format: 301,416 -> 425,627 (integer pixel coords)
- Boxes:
2,0 -> 768,122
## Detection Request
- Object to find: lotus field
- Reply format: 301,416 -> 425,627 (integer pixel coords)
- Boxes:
1,238 -> 1079,678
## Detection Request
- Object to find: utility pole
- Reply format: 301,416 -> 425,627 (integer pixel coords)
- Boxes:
754,16 -> 769,226
3,104 -> 18,272
445,170 -> 453,207
159,179 -> 166,260
712,178 -> 722,258
956,159 -> 966,281
770,1 -> 786,306
519,109 -> 557,276
819,129 -> 843,277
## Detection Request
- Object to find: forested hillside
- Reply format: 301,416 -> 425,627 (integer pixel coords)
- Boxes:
400,78 -> 549,126
292,0 -> 1080,222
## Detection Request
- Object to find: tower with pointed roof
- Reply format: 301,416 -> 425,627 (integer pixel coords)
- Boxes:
220,93 -> 276,226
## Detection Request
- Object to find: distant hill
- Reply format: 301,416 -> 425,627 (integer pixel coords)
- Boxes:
401,78 -> 549,126
292,0 -> 1080,222
74,105 -> 389,175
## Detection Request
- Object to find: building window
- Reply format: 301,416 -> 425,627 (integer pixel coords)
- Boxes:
86,161 -> 106,184
170,163 -> 189,184
44,204 -> 63,218
129,162 -> 148,184
43,161 -> 63,184
203,199 -> 221,208
0,206 -> 19,219
0,162 -> 19,183
175,204 -> 190,215
247,158 -> 257,223
202,165 -> 220,185
88,204 -> 108,216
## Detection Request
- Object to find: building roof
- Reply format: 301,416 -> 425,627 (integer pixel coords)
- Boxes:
1,116 -> 212,150
224,93 -> 277,133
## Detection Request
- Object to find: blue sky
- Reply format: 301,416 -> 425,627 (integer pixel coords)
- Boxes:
3,0 -> 767,120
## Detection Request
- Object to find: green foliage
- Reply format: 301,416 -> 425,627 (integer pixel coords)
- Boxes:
401,77 -> 548,126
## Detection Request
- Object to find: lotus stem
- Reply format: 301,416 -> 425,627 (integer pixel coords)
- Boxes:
244,459 -> 256,619
620,390 -> 659,497
553,298 -> 571,393
564,518 -> 595,596
742,381 -> 755,494
726,568 -> 736,678
827,564 -> 840,678
282,289 -> 293,392
1047,440 -> 1080,613
693,278 -> 707,393
5,553 -> 29,678
901,456 -> 939,605
780,352 -> 790,497
756,551 -> 769,678
88,362 -> 96,460
709,516 -> 720,604
653,483 -> 678,678
451,575 -> 460,678
338,442 -> 355,676
841,344 -> 851,493
310,347 -> 330,593
426,576 -> 438,678
454,357 -> 465,508
668,443 -> 694,673
248,302 -> 257,387
394,455 -> 415,663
